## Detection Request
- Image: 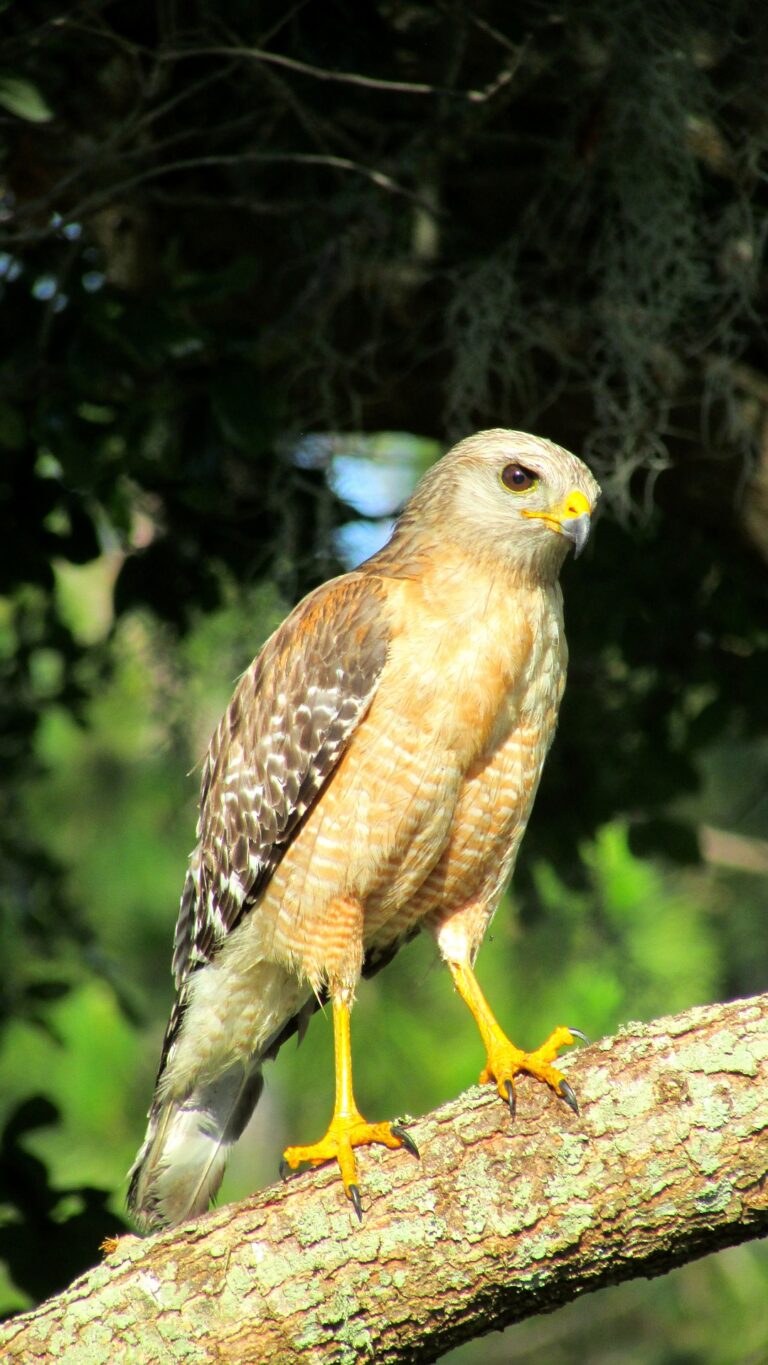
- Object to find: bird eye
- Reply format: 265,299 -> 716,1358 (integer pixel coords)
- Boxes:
501,464 -> 538,493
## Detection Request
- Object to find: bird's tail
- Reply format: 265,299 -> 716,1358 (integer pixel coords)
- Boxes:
127,1056 -> 266,1232
127,989 -> 319,1233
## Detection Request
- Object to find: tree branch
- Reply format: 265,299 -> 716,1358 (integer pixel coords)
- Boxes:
3,994 -> 767,1363
162,45 -> 486,100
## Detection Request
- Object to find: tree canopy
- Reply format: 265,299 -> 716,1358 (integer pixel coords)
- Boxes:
1,2 -> 767,1359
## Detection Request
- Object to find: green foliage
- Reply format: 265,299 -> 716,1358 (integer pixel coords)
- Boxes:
0,1097 -> 120,1316
4,564 -> 764,1352
1,0 -> 767,1357
0,75 -> 52,124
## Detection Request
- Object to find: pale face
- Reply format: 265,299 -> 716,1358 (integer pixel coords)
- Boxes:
442,430 -> 601,573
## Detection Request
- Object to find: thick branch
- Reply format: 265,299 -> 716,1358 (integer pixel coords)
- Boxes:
3,995 -> 767,1363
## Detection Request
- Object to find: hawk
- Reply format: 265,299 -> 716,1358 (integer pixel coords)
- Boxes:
128,429 -> 601,1229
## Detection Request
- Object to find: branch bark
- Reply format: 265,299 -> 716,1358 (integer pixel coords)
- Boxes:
3,994 -> 767,1364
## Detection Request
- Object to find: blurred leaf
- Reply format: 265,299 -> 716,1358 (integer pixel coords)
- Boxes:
0,75 -> 52,122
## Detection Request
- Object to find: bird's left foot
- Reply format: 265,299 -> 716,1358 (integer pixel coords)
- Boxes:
280,1110 -> 419,1219
481,1024 -> 584,1117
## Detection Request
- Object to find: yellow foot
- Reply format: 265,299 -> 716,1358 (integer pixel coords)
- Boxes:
480,1024 -> 586,1117
280,1111 -> 419,1219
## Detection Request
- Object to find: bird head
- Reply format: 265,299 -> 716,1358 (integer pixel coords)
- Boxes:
404,429 -> 601,579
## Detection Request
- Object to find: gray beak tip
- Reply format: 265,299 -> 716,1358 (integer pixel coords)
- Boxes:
563,513 -> 592,558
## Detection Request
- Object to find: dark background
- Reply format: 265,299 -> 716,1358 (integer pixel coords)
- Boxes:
1,3 -> 767,1359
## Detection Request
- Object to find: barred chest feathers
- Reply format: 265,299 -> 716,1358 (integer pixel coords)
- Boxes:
380,563 -> 567,771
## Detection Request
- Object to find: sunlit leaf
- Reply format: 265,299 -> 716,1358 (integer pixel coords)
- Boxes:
0,75 -> 53,122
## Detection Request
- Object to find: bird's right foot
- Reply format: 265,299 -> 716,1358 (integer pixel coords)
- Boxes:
280,1110 -> 419,1219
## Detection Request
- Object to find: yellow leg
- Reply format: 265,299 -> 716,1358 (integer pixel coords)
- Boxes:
449,960 -> 581,1116
281,996 -> 418,1218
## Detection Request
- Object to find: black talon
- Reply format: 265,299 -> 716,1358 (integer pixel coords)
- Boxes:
503,1078 -> 517,1119
348,1184 -> 363,1222
568,1027 -> 590,1044
391,1125 -> 420,1160
559,1079 -> 580,1116
279,1158 -> 292,1182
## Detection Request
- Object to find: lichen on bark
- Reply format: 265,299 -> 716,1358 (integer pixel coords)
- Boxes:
2,994 -> 767,1364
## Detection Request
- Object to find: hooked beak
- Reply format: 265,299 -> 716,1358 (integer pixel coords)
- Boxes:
522,489 -> 593,557
560,509 -> 592,558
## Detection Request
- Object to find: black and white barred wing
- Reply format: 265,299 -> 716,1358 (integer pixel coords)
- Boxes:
173,570 -> 390,983
153,570 -> 390,1090
128,573 -> 390,1230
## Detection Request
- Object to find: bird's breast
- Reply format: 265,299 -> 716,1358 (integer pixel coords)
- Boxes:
381,569 -> 566,769
371,574 -> 569,947
254,566 -> 568,984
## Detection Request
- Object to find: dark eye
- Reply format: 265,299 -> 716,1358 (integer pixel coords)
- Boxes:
501,463 -> 538,492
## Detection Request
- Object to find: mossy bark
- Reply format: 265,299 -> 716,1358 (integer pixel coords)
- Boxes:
3,994 -> 767,1364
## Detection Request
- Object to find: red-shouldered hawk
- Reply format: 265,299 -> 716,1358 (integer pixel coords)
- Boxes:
128,429 -> 601,1229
